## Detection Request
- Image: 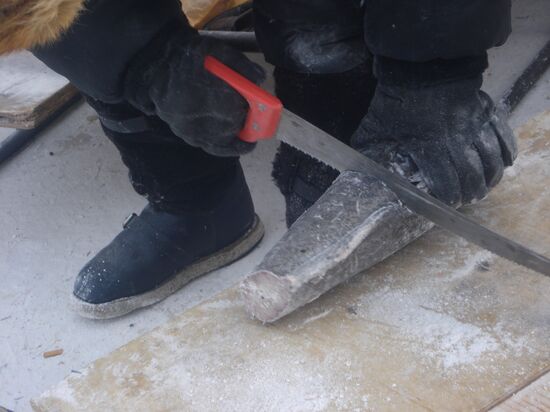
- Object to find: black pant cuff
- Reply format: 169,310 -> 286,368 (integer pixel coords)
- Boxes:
374,54 -> 488,87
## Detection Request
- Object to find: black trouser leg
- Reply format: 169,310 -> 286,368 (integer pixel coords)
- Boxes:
271,66 -> 377,226
85,96 -> 242,213
364,0 -> 511,62
254,0 -> 376,226
363,0 -> 512,88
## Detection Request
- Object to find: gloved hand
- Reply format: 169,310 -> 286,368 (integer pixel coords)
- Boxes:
32,0 -> 264,157
124,30 -> 265,157
352,71 -> 517,206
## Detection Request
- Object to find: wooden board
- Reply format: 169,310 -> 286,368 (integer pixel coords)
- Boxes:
32,112 -> 550,411
181,0 -> 249,28
0,51 -> 77,129
491,372 -> 550,411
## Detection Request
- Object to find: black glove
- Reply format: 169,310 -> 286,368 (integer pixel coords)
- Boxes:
351,57 -> 517,206
32,0 -> 264,157
124,29 -> 265,157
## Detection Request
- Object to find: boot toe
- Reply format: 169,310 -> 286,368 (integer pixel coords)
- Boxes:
73,255 -> 128,305
73,230 -> 183,305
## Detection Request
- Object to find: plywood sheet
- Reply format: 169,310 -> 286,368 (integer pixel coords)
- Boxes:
181,0 -> 249,28
0,52 -> 77,129
32,112 -> 550,411
491,372 -> 550,411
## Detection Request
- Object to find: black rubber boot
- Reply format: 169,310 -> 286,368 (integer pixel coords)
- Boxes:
71,99 -> 264,319
272,63 -> 377,227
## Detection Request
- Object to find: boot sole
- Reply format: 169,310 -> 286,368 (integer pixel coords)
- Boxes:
70,215 -> 264,320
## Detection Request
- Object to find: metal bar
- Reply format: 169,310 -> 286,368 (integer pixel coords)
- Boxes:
199,30 -> 260,52
0,94 -> 82,167
500,39 -> 550,113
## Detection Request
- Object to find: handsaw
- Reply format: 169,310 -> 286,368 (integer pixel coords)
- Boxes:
204,56 -> 550,277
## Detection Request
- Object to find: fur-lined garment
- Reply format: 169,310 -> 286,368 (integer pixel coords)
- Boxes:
0,0 -> 84,54
0,0 -> 251,54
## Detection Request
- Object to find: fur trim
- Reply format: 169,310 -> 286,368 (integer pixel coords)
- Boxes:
0,0 -> 84,54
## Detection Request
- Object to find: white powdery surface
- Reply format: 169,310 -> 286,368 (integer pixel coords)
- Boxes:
355,281 -> 531,371
129,323 -> 337,412
368,292 -> 496,369
0,51 -> 68,112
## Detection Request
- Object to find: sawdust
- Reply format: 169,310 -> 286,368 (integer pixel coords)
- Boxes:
0,51 -> 67,113
355,285 -> 531,370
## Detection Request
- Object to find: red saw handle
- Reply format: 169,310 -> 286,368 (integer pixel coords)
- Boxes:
204,56 -> 283,143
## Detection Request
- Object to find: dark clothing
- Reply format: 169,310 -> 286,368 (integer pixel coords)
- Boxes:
254,0 -> 511,73
33,0 -> 265,158
254,0 -> 367,74
351,75 -> 517,205
254,0 -> 512,217
272,64 -> 377,226
364,0 -> 511,62
86,97 -> 240,213
35,0 -> 513,213
28,0 -> 515,313
33,0 -> 190,103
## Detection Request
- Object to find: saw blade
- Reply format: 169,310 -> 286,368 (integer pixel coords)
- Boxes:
277,109 -> 550,277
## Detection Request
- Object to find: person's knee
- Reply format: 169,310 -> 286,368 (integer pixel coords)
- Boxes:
363,0 -> 512,61
254,0 -> 367,74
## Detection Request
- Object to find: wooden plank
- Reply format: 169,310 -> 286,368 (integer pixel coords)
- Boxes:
181,0 -> 250,28
0,51 -> 78,129
490,371 -> 550,411
32,112 -> 550,411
